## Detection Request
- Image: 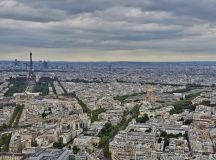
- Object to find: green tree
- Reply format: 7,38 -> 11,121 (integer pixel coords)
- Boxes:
0,133 -> 12,152
53,142 -> 64,149
31,141 -> 38,147
129,129 -> 134,132
158,138 -> 162,143
200,100 -> 211,106
103,145 -> 111,159
185,119 -> 193,125
145,128 -> 152,132
177,117 -> 184,121
48,107 -> 52,114
4,77 -> 27,97
136,113 -> 149,123
164,138 -> 169,149
160,131 -> 167,137
169,109 -> 177,115
42,112 -> 47,118
2,123 -> 7,129
178,133 -> 182,137
99,136 -> 109,147
73,146 -> 80,154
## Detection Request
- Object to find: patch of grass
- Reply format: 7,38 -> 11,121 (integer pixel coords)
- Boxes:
34,77 -> 56,95
114,92 -> 143,104
4,77 -> 27,97
0,133 -> 12,152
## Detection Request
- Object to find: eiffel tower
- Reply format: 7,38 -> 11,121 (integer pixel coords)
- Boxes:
27,52 -> 36,86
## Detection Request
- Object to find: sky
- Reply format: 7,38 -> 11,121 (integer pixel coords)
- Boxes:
1,0 -> 216,62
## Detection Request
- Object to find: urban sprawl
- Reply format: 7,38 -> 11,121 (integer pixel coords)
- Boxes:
1,54 -> 216,160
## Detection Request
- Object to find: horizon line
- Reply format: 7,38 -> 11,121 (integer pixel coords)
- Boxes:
1,60 -> 216,63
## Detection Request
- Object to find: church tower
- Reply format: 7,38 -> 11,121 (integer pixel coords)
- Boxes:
144,85 -> 158,102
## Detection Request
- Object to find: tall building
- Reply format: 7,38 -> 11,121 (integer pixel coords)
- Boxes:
43,61 -> 48,69
23,63 -> 28,70
39,60 -> 43,69
15,59 -> 17,66
15,59 -> 21,66
27,52 -> 36,86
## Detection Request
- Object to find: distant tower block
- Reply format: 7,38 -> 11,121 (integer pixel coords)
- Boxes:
43,61 -> 48,69
23,63 -> 28,70
144,85 -> 158,102
109,65 -> 112,71
27,52 -> 36,86
15,59 -> 18,66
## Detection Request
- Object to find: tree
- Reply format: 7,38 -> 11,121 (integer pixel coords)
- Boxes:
73,146 -> 80,154
185,119 -> 193,125
169,109 -> 177,115
136,114 -> 149,123
178,133 -> 182,137
31,141 -> 38,147
0,133 -> 12,152
42,112 -> 47,118
200,100 -> 211,106
158,138 -> 162,143
167,133 -> 175,138
129,129 -> 134,132
164,138 -> 169,149
177,117 -> 184,121
68,145 -> 71,150
183,134 -> 188,140
103,145 -> 111,159
99,122 -> 114,137
105,122 -> 112,129
2,144 -> 8,152
99,136 -> 109,147
48,107 -> 52,114
145,128 -> 152,132
2,123 -> 7,129
160,131 -> 167,137
123,110 -> 127,116
189,104 -> 196,111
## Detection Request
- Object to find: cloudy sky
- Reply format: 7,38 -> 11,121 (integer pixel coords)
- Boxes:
1,0 -> 216,61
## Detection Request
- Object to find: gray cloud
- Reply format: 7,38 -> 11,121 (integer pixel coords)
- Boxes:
1,0 -> 216,61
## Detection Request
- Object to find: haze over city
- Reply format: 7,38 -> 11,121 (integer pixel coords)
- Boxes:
1,0 -> 216,61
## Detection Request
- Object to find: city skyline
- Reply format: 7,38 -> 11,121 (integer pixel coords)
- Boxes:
1,0 -> 216,61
